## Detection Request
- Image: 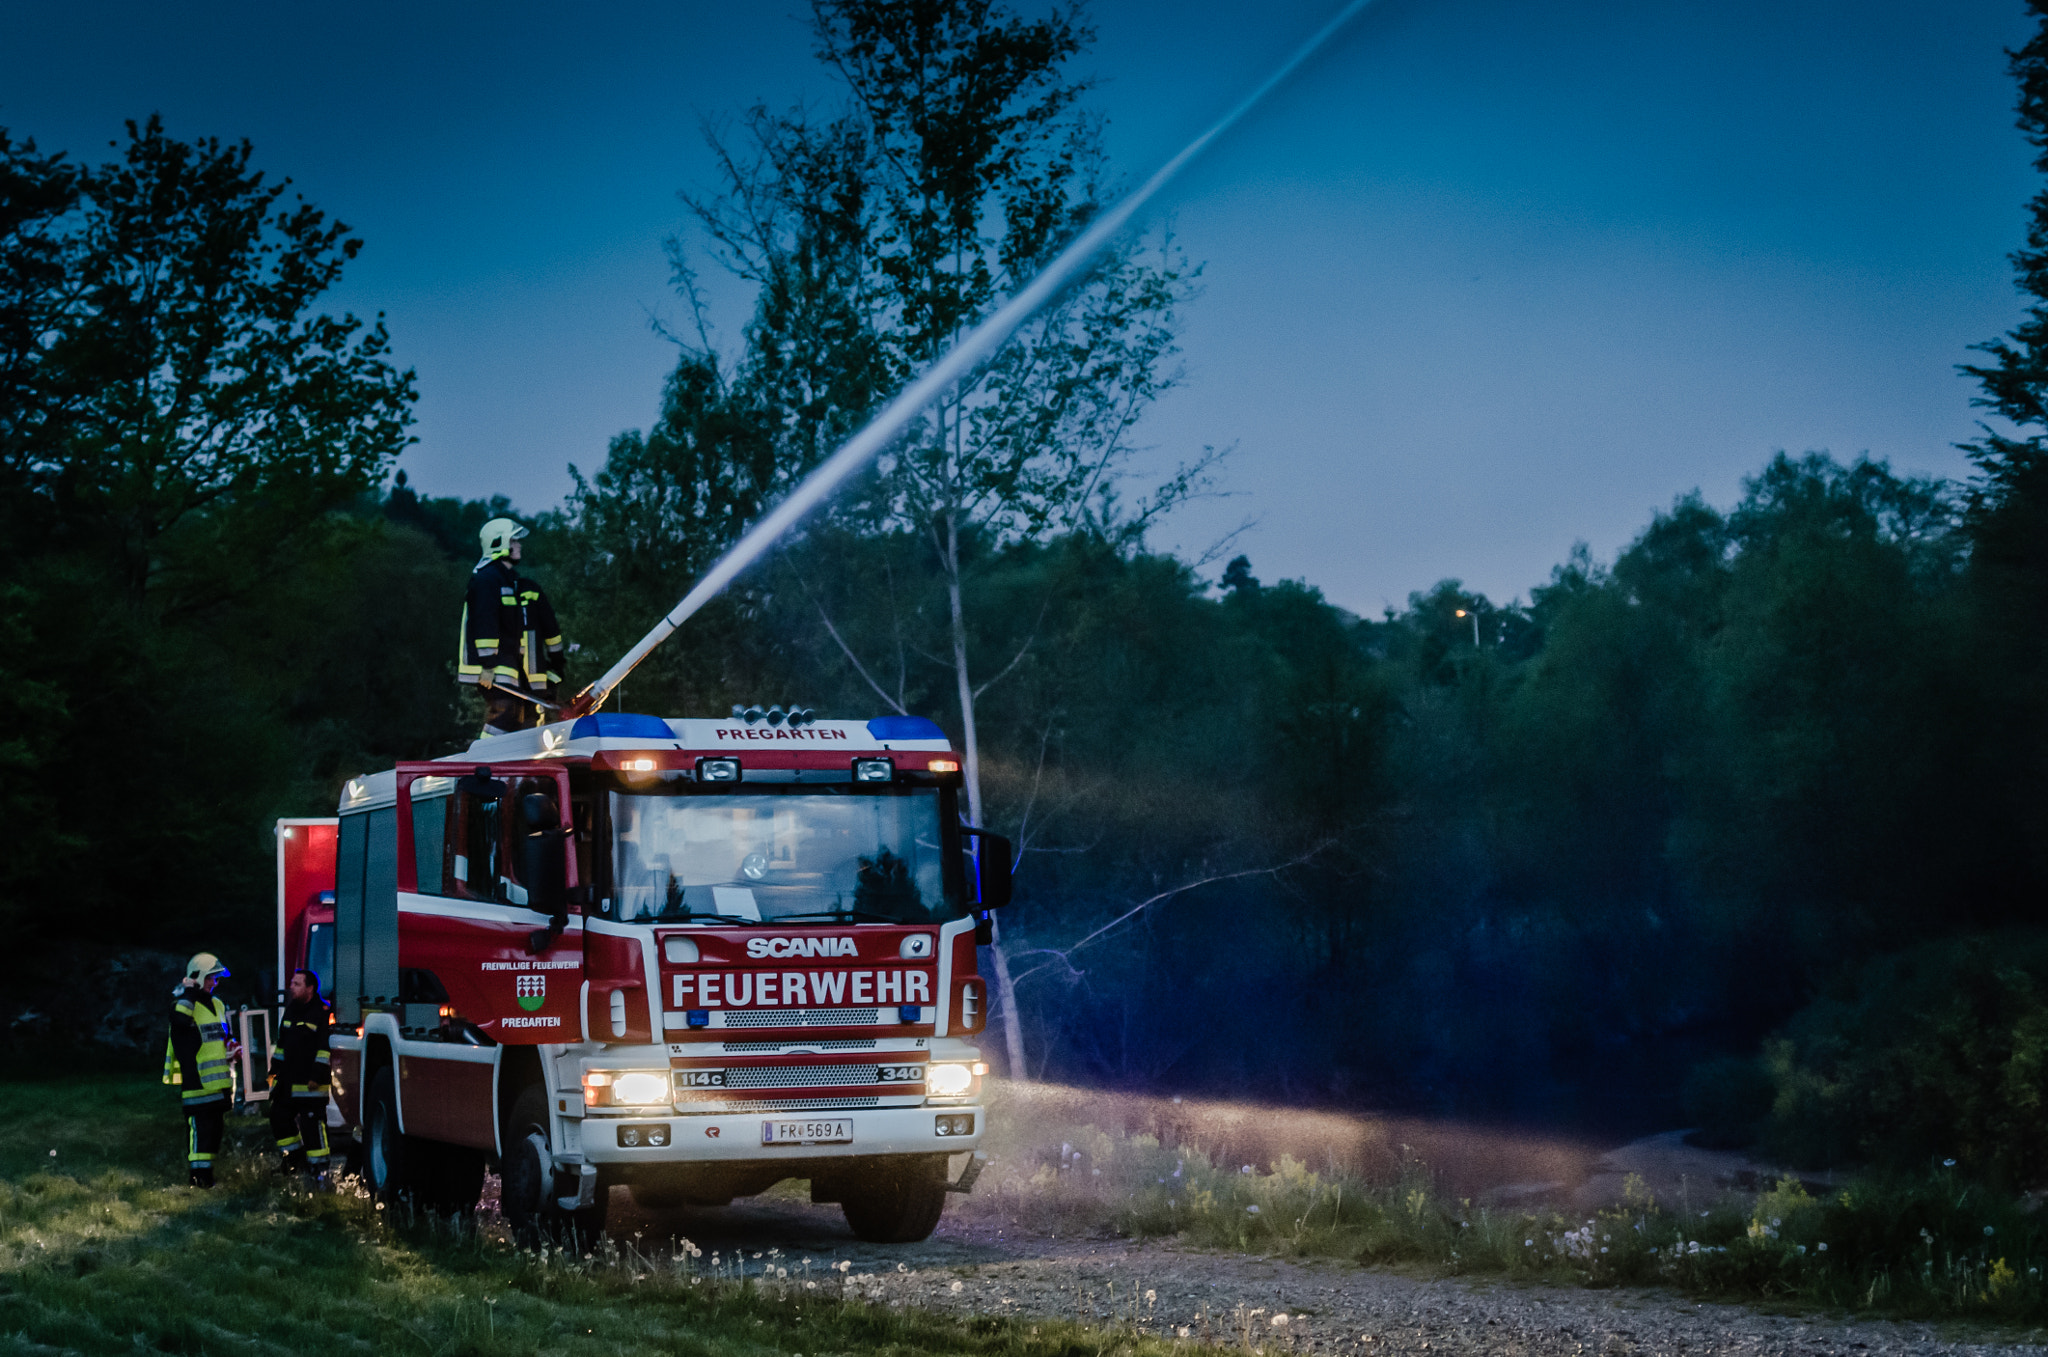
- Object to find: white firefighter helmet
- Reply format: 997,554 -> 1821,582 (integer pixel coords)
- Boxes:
184,952 -> 229,984
478,516 -> 528,561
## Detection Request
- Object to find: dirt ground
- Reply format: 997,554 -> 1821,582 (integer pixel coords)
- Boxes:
599,1163 -> 2048,1357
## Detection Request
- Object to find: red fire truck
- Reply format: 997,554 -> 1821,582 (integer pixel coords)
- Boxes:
278,708 -> 1008,1242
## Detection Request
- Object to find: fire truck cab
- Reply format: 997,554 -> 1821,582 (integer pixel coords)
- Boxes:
292,710 -> 1006,1242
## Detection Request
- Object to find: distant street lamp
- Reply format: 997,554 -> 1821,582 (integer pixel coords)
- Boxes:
1454,608 -> 1479,646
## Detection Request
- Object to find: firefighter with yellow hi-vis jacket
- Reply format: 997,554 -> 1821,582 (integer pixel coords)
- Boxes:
268,968 -> 333,1178
162,953 -> 236,1188
458,516 -> 566,737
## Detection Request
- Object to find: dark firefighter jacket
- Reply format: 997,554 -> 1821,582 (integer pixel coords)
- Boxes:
162,985 -> 233,1107
458,557 -> 564,693
270,997 -> 332,1102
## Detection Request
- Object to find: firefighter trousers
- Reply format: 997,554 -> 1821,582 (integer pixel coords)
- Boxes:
268,1099 -> 331,1172
482,688 -> 541,735
184,1103 -> 225,1187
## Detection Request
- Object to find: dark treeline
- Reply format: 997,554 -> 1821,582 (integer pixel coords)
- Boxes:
6,0 -> 2048,1181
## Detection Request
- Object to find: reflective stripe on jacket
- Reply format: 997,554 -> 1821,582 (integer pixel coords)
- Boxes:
459,558 -> 565,691
270,998 -> 333,1100
163,988 -> 233,1106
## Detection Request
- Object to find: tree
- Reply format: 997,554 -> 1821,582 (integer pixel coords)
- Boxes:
651,0 -> 1201,1073
1,116 -> 415,602
1959,1 -> 2048,904
0,117 -> 418,947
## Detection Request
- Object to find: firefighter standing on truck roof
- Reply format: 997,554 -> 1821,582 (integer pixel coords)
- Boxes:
162,954 -> 236,1188
268,968 -> 333,1179
459,516 -> 566,737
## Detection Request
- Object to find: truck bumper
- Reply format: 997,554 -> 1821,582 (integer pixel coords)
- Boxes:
577,1104 -> 984,1166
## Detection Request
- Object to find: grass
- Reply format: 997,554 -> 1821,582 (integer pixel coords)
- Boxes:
0,1076 -> 1202,1356
10,1075 -> 2048,1353
964,1081 -> 2048,1324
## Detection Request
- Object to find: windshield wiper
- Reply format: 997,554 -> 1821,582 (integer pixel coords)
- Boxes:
656,910 -> 770,926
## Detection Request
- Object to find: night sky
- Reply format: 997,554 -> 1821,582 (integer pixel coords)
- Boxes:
4,0 -> 2035,612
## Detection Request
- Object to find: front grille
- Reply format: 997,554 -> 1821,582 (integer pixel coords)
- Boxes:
720,1007 -> 883,1029
705,1063 -> 897,1090
723,1038 -> 878,1053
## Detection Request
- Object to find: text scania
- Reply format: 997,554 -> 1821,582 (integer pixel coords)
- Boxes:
671,969 -> 933,1008
745,936 -> 858,959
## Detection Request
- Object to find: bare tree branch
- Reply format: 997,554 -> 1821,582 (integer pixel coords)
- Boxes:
971,593 -> 1052,701
793,570 -> 908,715
1007,842 -> 1334,989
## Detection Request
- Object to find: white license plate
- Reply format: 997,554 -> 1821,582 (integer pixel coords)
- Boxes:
761,1117 -> 854,1145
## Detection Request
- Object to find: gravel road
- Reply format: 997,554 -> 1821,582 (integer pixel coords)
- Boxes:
604,1191 -> 2048,1357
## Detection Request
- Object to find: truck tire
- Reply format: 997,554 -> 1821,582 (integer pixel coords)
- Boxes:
362,1067 -> 419,1204
839,1157 -> 947,1243
501,1086 -> 608,1241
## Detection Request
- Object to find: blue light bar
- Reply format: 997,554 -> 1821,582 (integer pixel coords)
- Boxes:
866,715 -> 947,742
686,1009 -> 710,1028
899,1005 -> 923,1023
569,712 -> 675,740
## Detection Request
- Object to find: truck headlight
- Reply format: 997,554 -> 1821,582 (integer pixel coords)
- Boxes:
927,1062 -> 977,1098
583,1069 -> 670,1108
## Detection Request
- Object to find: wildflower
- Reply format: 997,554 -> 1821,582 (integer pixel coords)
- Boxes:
1600,1247 -> 1609,1254
46,1150 -> 54,1158
1944,1158 -> 1957,1168
950,1280 -> 964,1293
1147,1290 -> 1158,1303
1242,1165 -> 1254,1174
1525,1240 -> 1533,1247
1817,1243 -> 1827,1252
1271,1314 -> 1290,1327
1247,1205 -> 1261,1215
1179,1327 -> 1193,1339
1770,1218 -> 1781,1228
1985,1226 -> 1996,1237
1795,1245 -> 1806,1255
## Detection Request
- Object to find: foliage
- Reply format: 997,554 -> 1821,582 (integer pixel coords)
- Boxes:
967,1083 -> 2048,1322
1723,932 -> 2048,1185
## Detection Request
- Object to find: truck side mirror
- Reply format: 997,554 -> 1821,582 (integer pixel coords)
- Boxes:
520,791 -> 571,953
964,830 -> 1012,911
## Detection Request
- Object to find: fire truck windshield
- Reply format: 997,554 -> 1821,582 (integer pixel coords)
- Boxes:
607,786 -> 958,925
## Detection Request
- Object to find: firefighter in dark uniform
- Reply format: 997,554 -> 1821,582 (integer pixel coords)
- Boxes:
162,953 -> 235,1187
268,968 -> 333,1177
459,516 -> 566,736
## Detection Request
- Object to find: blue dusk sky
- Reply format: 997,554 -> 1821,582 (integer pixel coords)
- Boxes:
3,0 -> 2037,613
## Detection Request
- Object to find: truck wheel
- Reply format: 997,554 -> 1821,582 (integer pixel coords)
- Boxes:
362,1067 -> 418,1204
840,1157 -> 947,1243
501,1086 -> 608,1241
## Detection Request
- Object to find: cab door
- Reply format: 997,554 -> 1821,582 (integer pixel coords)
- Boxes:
395,762 -> 586,1045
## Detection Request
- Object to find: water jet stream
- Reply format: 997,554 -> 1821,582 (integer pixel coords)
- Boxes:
570,0 -> 1375,716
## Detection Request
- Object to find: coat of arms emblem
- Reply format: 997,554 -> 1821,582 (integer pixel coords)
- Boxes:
516,973 -> 545,1012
